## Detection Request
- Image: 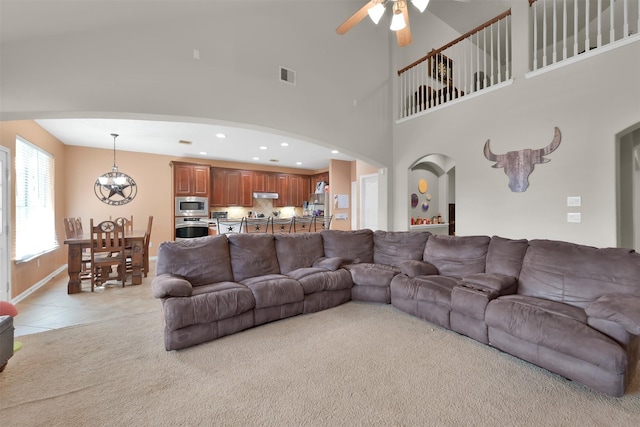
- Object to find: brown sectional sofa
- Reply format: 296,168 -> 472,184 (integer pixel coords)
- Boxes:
152,229 -> 640,397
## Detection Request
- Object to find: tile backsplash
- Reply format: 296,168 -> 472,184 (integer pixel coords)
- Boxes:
211,198 -> 301,219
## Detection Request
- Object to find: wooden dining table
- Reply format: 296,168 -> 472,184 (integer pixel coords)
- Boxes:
63,230 -> 145,294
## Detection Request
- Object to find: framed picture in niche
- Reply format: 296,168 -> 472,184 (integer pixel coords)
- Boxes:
429,51 -> 453,85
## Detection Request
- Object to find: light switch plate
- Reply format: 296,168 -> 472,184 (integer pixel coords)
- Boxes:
567,196 -> 581,207
567,213 -> 581,223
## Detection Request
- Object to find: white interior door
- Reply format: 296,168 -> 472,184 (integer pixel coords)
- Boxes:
360,173 -> 378,231
0,147 -> 10,302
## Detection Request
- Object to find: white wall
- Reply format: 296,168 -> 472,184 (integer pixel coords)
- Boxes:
392,39 -> 640,247
635,142 -> 640,250
0,1 -> 393,168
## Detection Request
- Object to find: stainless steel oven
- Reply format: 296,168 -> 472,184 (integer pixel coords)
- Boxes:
175,196 -> 208,217
175,217 -> 209,240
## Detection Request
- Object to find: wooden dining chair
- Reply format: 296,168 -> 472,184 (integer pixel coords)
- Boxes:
271,217 -> 293,234
63,217 -> 77,239
126,215 -> 153,277
113,215 -> 134,233
244,217 -> 271,233
73,217 -> 84,236
63,217 -> 92,280
293,216 -> 315,233
90,219 -> 127,292
144,216 -> 153,277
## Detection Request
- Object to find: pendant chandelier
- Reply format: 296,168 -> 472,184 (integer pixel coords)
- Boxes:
94,133 -> 137,206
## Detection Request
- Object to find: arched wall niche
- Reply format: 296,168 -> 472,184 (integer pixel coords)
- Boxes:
409,154 -> 455,234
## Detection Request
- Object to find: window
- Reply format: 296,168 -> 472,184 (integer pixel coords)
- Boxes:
15,136 -> 57,261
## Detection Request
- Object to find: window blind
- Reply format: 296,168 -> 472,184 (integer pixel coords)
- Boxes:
15,136 -> 57,261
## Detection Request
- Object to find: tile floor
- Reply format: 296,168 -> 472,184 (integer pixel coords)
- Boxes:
12,261 -> 159,337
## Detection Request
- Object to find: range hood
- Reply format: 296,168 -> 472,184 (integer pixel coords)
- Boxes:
253,192 -> 279,199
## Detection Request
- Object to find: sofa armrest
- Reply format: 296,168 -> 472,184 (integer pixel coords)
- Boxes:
462,273 -> 518,295
151,274 -> 193,298
398,260 -> 438,278
585,294 -> 640,335
312,257 -> 343,271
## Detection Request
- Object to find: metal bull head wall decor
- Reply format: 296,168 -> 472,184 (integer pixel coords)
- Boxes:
484,127 -> 562,192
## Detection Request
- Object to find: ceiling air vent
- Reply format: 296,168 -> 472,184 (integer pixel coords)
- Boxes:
179,140 -> 192,145
279,66 -> 296,85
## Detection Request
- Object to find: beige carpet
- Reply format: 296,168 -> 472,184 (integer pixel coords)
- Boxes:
2,301 -> 640,426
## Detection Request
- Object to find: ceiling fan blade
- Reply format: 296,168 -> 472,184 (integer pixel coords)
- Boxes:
336,1 -> 376,35
396,1 -> 412,47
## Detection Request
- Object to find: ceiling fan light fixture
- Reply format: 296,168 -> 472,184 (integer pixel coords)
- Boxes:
367,2 -> 385,25
390,8 -> 406,31
411,0 -> 430,13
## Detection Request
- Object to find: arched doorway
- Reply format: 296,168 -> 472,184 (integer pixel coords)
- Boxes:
409,154 -> 455,235
617,124 -> 640,250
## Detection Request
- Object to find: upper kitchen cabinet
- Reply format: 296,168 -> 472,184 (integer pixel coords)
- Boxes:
211,168 -> 253,207
172,161 -> 210,197
274,174 -> 311,207
312,172 -> 329,185
253,172 -> 278,193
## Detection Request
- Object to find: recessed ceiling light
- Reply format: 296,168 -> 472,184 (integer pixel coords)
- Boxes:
331,150 -> 339,154
296,162 -> 302,165
216,133 -> 226,139
253,157 -> 260,160
259,146 -> 268,150
281,142 -> 289,147
199,151 -> 207,155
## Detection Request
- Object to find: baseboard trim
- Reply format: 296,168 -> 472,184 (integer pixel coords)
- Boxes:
12,265 -> 67,304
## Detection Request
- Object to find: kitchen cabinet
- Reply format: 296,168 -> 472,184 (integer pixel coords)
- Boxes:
210,168 -> 253,207
274,174 -> 289,207
300,176 -> 311,204
172,162 -> 210,197
240,171 -> 253,206
274,174 -> 310,207
312,172 -> 329,187
210,168 -> 226,207
253,172 -> 277,193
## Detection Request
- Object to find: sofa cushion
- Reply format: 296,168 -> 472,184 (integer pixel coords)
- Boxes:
586,294 -> 640,335
462,273 -> 518,295
312,257 -> 343,271
228,234 -> 280,282
290,268 -> 353,295
152,274 -> 193,298
274,233 -> 324,274
321,229 -> 374,264
156,235 -> 233,286
347,263 -> 400,287
423,235 -> 491,278
398,260 -> 439,278
485,236 -> 529,278
518,239 -> 640,308
486,295 -> 624,373
373,230 -> 430,268
239,275 -> 304,308
162,282 -> 255,331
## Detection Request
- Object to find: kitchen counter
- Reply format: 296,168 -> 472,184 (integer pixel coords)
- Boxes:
410,223 -> 449,235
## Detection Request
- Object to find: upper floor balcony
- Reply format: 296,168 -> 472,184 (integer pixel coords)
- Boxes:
397,0 -> 640,121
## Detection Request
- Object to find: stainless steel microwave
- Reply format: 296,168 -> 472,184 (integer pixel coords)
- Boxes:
175,196 -> 208,217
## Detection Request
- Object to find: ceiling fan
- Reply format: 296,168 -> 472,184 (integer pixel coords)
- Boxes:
336,0 -> 466,47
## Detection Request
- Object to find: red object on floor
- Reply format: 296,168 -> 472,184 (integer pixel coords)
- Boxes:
0,301 -> 18,318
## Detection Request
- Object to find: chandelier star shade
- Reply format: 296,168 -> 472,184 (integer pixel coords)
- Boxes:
94,133 -> 137,206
